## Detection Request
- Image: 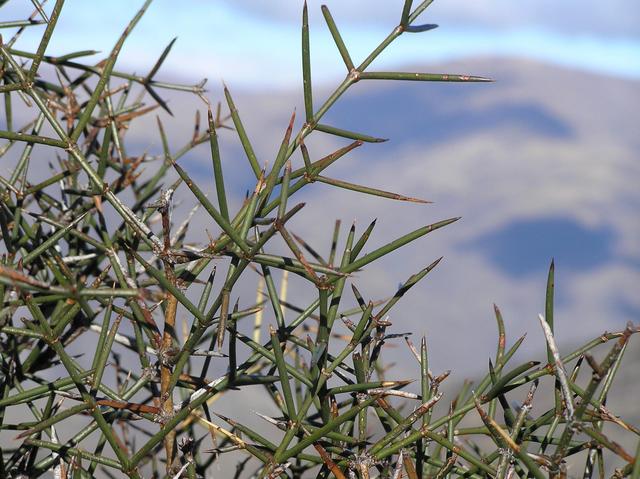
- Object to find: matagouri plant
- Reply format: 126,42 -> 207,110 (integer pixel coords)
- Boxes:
0,1 -> 637,478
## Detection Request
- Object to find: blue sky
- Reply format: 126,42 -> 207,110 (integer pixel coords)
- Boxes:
3,0 -> 639,89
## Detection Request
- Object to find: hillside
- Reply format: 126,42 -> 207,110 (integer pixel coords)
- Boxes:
128,57 -> 638,375
4,56 -> 637,374
2,54 -> 638,478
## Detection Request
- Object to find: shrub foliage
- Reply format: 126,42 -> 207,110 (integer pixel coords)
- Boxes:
0,1 -> 637,478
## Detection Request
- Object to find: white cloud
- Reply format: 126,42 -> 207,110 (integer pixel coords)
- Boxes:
220,0 -> 640,38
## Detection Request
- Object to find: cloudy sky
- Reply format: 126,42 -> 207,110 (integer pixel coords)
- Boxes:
3,0 -> 639,88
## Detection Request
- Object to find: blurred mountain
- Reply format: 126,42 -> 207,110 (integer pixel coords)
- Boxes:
131,56 -> 640,474
8,56 -> 634,374
4,56 -> 638,478
7,55 -> 638,383
141,57 -> 639,374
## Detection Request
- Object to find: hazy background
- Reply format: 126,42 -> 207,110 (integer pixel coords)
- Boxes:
3,0 -> 639,371
1,0 -> 639,475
